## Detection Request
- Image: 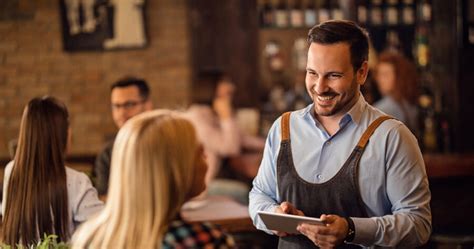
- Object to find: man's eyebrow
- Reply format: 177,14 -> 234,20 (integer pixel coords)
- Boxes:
326,71 -> 344,75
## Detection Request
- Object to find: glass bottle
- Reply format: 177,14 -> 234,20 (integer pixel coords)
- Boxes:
275,0 -> 289,28
385,0 -> 399,25
290,0 -> 304,28
401,0 -> 415,25
370,0 -> 383,26
357,0 -> 369,24
260,0 -> 275,28
304,0 -> 317,27
318,0 -> 330,23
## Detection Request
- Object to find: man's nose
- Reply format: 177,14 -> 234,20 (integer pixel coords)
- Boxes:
313,78 -> 329,94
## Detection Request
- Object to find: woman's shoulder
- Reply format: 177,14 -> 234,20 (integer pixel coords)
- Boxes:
163,219 -> 236,248
65,166 -> 94,191
65,166 -> 90,180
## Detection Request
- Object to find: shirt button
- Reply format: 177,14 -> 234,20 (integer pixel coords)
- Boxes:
317,174 -> 323,180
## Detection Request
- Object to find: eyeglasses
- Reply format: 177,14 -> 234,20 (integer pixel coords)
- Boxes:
111,100 -> 145,110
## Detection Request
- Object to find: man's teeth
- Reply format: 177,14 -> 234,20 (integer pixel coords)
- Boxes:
318,96 -> 335,100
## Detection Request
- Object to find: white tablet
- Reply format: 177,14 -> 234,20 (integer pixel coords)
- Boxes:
257,211 -> 325,234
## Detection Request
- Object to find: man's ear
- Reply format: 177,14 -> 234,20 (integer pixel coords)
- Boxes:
144,100 -> 153,111
357,61 -> 369,86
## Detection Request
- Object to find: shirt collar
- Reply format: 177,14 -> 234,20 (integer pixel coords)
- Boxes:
346,92 -> 367,126
300,91 -> 368,126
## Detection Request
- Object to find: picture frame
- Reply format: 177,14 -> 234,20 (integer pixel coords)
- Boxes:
59,0 -> 147,51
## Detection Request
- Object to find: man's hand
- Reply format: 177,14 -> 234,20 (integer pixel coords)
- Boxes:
296,214 -> 349,248
271,202 -> 305,237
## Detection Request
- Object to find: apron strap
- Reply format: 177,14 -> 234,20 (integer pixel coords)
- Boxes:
281,112 -> 393,148
281,112 -> 291,141
357,115 -> 394,149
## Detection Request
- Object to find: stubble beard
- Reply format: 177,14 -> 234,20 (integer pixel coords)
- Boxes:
310,80 -> 359,117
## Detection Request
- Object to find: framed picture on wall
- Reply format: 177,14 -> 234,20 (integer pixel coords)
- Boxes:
59,0 -> 147,51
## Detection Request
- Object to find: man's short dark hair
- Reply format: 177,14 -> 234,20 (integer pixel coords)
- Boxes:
111,77 -> 150,100
308,20 -> 369,70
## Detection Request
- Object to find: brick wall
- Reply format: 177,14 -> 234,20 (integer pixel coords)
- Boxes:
0,0 -> 192,159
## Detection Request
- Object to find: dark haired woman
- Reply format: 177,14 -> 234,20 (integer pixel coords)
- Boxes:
2,96 -> 104,246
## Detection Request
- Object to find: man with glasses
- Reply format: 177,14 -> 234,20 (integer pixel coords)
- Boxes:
94,77 -> 153,195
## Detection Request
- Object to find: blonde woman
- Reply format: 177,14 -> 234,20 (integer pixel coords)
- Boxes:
72,110 -> 235,248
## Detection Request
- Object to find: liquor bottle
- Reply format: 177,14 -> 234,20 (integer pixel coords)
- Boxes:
275,0 -> 289,28
419,0 -> 432,22
370,0 -> 383,26
418,87 -> 437,153
330,0 -> 344,20
292,38 -> 307,71
401,0 -> 414,25
385,0 -> 399,25
304,0 -> 317,27
318,0 -> 330,23
385,30 -> 401,52
357,0 -> 368,24
414,26 -> 429,68
423,110 -> 438,153
260,0 -> 275,28
290,0 -> 304,28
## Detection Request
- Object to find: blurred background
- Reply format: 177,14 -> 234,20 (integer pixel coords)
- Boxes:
1,0 -> 474,247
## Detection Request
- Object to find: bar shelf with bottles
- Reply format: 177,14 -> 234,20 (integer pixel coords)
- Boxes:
358,0 -> 447,153
258,0 -> 346,30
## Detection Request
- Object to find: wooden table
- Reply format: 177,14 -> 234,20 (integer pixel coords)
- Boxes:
181,195 -> 256,233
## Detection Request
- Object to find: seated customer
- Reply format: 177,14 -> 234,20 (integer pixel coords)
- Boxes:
186,70 -> 264,204
72,110 -> 235,248
2,96 -> 104,246
94,76 -> 153,195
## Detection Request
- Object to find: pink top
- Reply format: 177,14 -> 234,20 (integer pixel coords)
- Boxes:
185,104 -> 241,184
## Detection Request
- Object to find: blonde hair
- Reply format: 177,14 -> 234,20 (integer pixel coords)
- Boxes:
72,110 -> 199,249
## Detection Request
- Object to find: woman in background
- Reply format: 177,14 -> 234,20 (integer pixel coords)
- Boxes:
2,96 -> 103,246
186,70 -> 264,205
374,51 -> 420,136
72,110 -> 235,248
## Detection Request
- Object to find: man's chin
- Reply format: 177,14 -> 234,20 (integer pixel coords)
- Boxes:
314,106 -> 335,116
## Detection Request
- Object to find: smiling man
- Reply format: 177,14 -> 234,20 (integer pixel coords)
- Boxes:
249,20 -> 431,248
94,77 -> 153,195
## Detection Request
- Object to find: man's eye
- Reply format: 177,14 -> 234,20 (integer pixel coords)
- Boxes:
328,74 -> 342,79
124,102 -> 137,108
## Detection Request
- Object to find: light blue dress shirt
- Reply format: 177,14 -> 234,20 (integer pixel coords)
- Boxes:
249,94 -> 431,248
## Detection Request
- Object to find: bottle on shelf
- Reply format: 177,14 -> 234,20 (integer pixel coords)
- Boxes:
275,0 -> 289,28
318,0 -> 330,23
414,25 -> 429,68
419,0 -> 432,23
304,0 -> 317,27
292,38 -> 307,71
260,0 -> 275,28
330,0 -> 344,20
401,0 -> 415,25
418,87 -> 437,153
385,30 -> 401,52
385,0 -> 399,26
370,0 -> 383,26
290,0 -> 304,28
357,0 -> 369,25
423,110 -> 438,153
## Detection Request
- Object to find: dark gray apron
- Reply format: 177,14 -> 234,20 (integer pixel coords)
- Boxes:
277,112 -> 392,248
